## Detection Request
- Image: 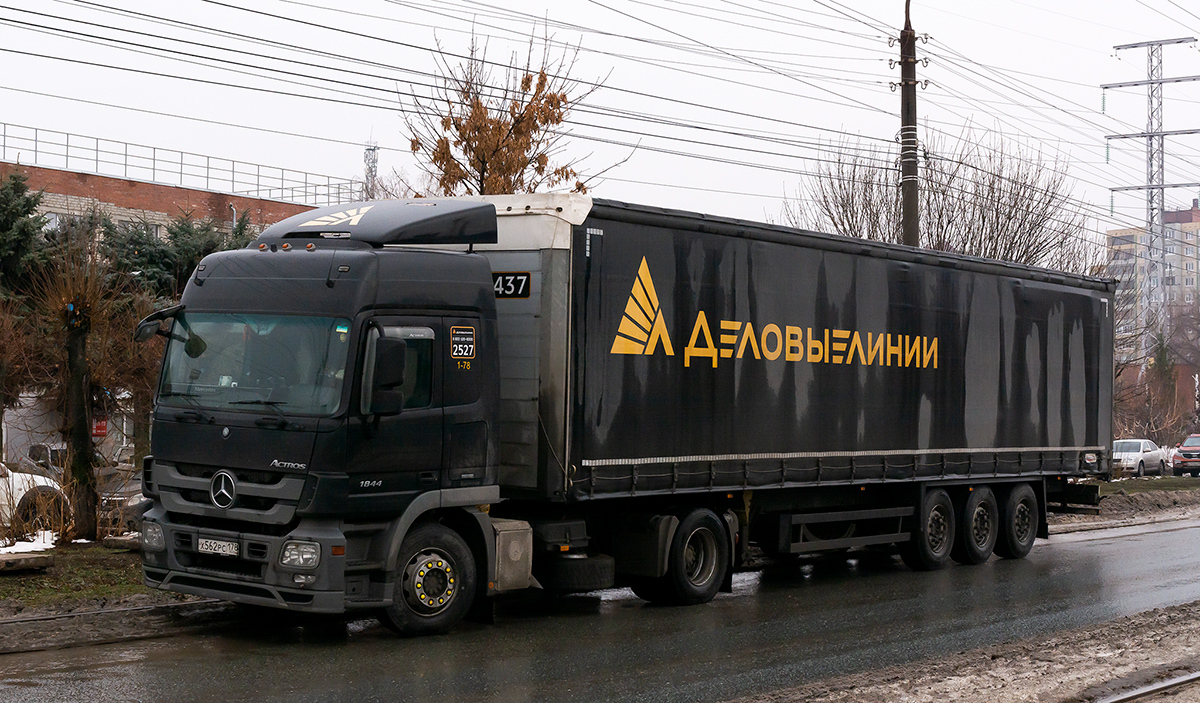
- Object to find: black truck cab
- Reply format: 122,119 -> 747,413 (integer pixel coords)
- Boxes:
140,200 -> 504,622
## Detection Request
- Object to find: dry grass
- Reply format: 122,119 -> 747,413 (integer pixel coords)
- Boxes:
0,542 -> 188,614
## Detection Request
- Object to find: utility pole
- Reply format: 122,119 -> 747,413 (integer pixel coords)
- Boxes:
363,142 -> 379,200
1101,37 -> 1200,351
899,0 -> 920,248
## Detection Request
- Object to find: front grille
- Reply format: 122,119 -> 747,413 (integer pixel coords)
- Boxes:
169,512 -> 294,536
176,464 -> 288,485
177,552 -> 266,579
178,489 -> 275,511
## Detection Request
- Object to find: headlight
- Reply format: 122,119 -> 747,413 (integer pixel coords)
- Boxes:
142,521 -> 165,551
280,540 -> 321,569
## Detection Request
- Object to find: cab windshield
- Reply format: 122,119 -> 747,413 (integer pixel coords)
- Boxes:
158,313 -> 352,416
1182,437 -> 1200,448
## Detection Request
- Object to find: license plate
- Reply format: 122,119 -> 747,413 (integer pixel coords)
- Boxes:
197,538 -> 239,557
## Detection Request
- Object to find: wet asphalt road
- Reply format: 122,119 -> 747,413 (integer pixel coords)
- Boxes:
4,519 -> 1200,703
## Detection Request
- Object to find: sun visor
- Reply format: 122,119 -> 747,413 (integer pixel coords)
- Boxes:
256,199 -> 498,246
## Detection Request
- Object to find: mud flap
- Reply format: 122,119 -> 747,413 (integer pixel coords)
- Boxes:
720,510 -> 739,593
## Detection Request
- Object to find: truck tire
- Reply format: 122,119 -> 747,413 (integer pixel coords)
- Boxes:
535,553 -> 615,593
380,523 -> 476,637
950,487 -> 998,565
900,488 -> 955,571
633,508 -> 729,606
15,486 -> 68,531
994,483 -> 1038,560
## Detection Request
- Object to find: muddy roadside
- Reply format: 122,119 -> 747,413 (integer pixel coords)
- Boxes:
730,598 -> 1200,703
2,484 -> 1199,658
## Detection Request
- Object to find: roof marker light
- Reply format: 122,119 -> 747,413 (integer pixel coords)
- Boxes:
258,243 -> 268,251
281,243 -> 292,251
306,243 -> 316,251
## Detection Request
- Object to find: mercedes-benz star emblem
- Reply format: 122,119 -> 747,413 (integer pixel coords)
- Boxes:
221,427 -> 231,439
209,470 -> 237,510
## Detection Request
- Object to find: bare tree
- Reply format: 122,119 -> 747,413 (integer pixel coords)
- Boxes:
1114,334 -> 1192,447
405,31 -> 599,196
781,128 -> 1104,274
28,211 -> 127,540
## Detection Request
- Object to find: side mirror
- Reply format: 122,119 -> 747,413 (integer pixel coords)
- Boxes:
370,337 -> 407,416
134,319 -> 160,342
1177,443 -> 1182,448
133,304 -> 184,343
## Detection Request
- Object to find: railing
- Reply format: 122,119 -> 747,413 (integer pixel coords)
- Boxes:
0,122 -> 363,207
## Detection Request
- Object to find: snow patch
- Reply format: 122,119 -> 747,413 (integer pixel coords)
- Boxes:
0,531 -> 56,554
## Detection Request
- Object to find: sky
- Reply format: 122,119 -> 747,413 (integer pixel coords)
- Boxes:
1,0 -> 1199,239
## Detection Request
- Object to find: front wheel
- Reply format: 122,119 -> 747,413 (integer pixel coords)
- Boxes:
380,523 -> 476,636
1137,462 -> 1145,477
1160,461 -> 1165,476
901,488 -> 956,571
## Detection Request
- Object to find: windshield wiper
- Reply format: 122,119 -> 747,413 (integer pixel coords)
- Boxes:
229,399 -> 290,428
160,391 -> 214,424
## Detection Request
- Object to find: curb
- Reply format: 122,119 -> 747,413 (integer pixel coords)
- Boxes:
0,599 -> 237,655
1048,510 -> 1200,535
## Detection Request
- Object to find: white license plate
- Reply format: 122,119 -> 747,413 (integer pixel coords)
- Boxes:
197,538 -> 239,557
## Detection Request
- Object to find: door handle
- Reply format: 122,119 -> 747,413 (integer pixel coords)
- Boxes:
418,471 -> 438,486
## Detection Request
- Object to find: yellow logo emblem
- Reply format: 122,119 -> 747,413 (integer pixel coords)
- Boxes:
298,206 -> 374,228
611,257 -> 674,356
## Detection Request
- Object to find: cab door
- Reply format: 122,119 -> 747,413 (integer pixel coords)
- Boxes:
347,318 -> 442,494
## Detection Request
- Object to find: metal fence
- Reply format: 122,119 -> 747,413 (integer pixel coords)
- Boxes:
0,122 -> 363,207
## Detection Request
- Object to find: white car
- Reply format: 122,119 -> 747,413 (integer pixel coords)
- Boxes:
1112,439 -> 1169,477
0,462 -> 69,529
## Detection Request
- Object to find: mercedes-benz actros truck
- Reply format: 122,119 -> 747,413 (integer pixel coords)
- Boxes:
136,194 -> 1111,635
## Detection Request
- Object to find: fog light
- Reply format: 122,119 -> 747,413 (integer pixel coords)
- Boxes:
281,540 -> 320,568
142,521 -> 165,551
293,573 -> 316,586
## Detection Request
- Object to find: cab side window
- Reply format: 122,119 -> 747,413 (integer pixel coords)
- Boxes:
361,325 -> 435,413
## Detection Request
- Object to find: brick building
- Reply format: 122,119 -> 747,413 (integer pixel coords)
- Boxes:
1,162 -> 316,236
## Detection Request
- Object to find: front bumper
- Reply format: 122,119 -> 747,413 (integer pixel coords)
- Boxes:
141,507 -> 348,613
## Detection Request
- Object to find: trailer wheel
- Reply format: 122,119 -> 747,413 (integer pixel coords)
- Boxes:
995,484 -> 1038,560
900,488 -> 955,571
380,523 -> 476,636
633,508 -> 728,606
950,487 -> 998,565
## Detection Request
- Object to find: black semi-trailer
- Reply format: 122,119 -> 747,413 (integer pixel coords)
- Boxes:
135,194 -> 1112,635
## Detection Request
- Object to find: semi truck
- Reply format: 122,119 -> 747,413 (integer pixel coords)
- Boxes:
135,194 -> 1112,635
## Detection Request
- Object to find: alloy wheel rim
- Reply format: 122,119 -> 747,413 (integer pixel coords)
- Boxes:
402,548 -> 457,616
971,503 -> 993,549
683,527 -> 718,587
927,505 -> 949,554
1013,502 -> 1033,543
